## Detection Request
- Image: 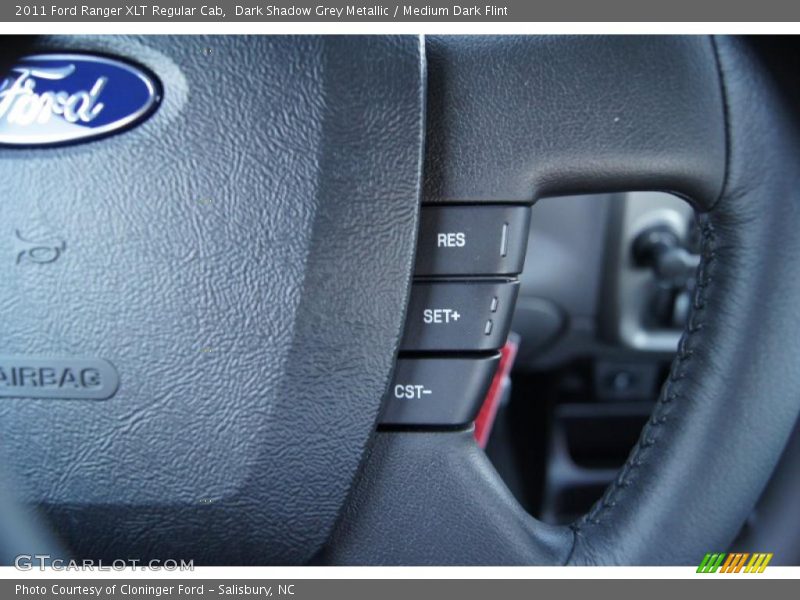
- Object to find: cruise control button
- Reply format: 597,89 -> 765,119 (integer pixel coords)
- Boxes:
400,280 -> 519,351
415,205 -> 531,276
381,354 -> 501,426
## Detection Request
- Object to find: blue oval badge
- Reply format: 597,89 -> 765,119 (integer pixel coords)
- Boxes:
0,53 -> 160,147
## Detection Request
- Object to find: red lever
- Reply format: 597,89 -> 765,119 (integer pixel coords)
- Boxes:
474,334 -> 519,449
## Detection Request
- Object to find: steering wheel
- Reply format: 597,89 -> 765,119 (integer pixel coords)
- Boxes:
2,35 -> 799,566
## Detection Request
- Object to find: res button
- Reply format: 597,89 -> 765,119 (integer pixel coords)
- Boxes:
414,205 -> 531,276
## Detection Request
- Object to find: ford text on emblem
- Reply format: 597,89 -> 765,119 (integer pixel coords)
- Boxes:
0,356 -> 119,400
0,53 -> 160,146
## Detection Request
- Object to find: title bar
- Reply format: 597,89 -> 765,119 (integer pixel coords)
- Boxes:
4,1 -> 800,22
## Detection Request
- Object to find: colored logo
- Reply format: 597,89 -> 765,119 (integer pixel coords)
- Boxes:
697,552 -> 773,573
0,53 -> 160,146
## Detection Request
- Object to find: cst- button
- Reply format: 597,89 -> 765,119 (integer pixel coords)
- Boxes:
382,354 -> 501,426
393,384 -> 433,399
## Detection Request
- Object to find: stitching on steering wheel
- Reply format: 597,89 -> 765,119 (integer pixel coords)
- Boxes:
562,37 -> 733,564
564,217 -> 718,561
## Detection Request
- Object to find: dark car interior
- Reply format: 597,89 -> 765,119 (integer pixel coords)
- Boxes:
1,34 -> 800,566
488,191 -> 800,564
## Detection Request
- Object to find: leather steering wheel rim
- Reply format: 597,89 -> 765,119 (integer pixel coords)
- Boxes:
2,35 -> 800,566
324,35 -> 800,565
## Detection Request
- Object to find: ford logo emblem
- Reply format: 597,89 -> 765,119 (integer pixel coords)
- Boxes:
0,53 -> 160,147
